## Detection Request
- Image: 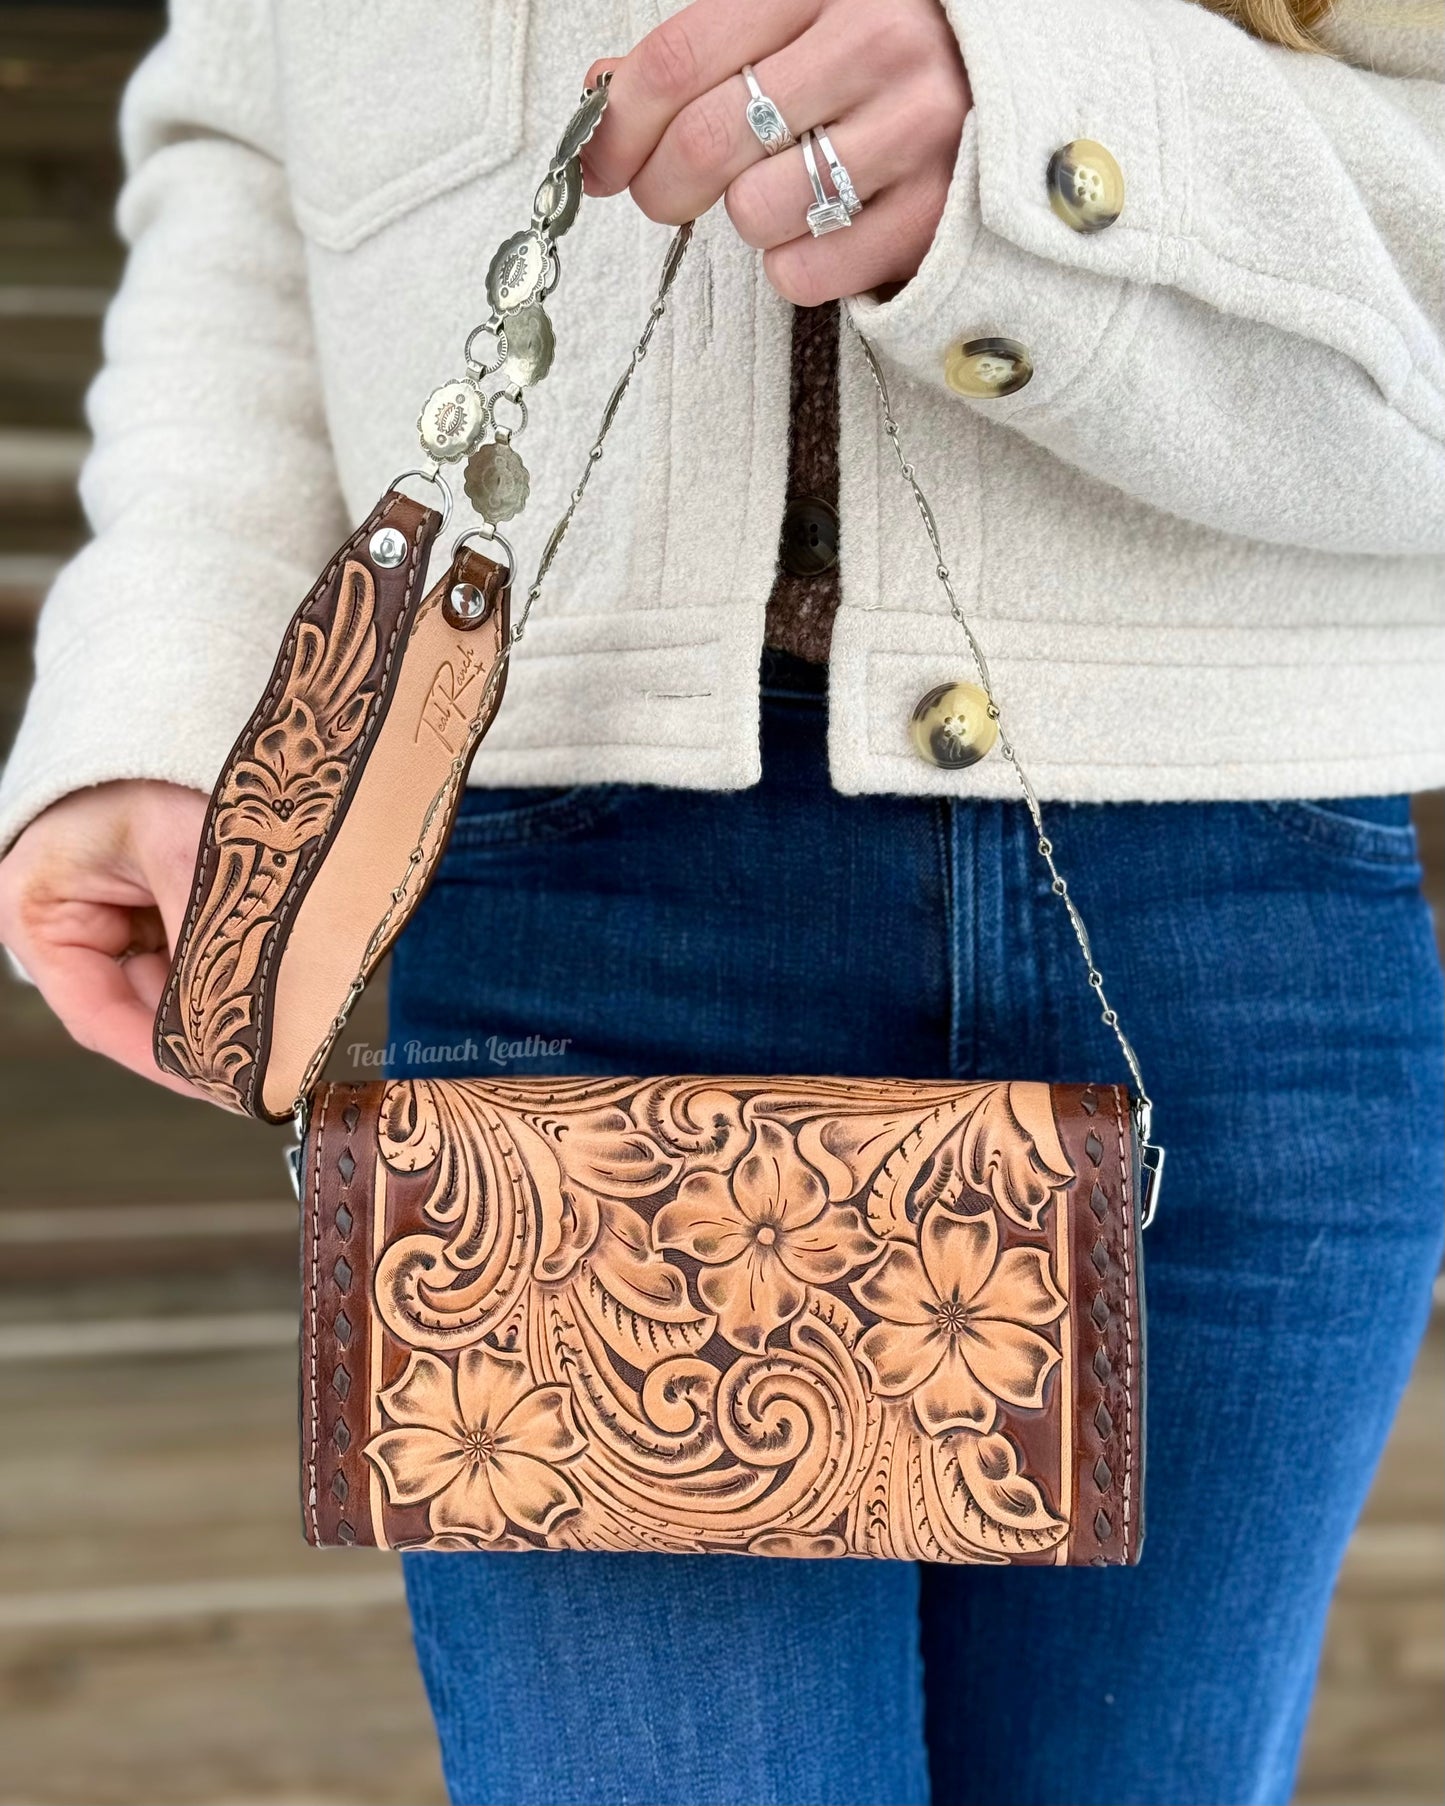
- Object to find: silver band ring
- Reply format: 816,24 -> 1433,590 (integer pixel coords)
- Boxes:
741,64 -> 795,155
800,129 -> 853,236
814,126 -> 862,217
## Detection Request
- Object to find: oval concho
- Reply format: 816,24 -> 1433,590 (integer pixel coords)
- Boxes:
464,441 -> 530,523
555,85 -> 609,165
416,380 -> 489,462
501,305 -> 556,387
486,229 -> 551,314
533,157 -> 583,239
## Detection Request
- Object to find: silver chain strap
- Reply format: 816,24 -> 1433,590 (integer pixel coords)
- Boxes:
849,324 -> 1163,1219
848,324 -> 1155,1106
294,75 -> 1165,1225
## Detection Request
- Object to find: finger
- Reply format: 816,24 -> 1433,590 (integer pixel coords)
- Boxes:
761,174 -> 952,307
120,792 -> 209,1064
579,53 -> 623,188
120,948 -> 172,1016
581,53 -> 622,87
119,791 -> 213,1096
132,788 -> 207,953
628,15 -> 898,227
118,905 -> 168,959
29,935 -> 215,1103
579,0 -> 815,197
0,780 -> 216,1104
725,84 -> 955,251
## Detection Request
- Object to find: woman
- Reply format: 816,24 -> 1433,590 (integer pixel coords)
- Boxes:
0,0 -> 1441,1800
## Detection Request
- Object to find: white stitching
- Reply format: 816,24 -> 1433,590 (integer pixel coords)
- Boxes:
1112,1085 -> 1134,1563
305,1087 -> 329,1544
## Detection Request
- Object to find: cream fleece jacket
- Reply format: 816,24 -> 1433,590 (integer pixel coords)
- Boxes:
1,0 -> 1442,855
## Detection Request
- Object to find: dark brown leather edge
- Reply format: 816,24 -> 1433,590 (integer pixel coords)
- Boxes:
154,491 -> 441,1120
301,1080 -> 381,1546
1060,1082 -> 1146,1565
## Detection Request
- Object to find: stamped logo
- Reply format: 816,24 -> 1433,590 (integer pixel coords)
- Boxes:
416,644 -> 489,755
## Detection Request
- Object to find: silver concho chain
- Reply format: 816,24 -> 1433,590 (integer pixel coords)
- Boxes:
413,79 -> 606,523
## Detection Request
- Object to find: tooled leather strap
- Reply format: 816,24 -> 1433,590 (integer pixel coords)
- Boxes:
154,490 -> 510,1121
263,536 -> 511,1121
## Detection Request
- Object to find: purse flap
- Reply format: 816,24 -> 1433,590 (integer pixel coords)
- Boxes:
300,1075 -> 1145,1565
154,489 -> 512,1121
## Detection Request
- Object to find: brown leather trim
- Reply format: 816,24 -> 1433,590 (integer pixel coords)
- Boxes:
1060,1082 -> 1145,1565
302,1081 -> 381,1547
155,492 -> 441,1119
303,1076 -> 1145,1563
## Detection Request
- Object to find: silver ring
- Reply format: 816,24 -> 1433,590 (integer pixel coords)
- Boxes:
385,467 -> 454,526
741,64 -> 794,154
489,386 -> 529,437
451,522 -> 516,580
814,126 -> 861,217
463,320 -> 508,378
800,129 -> 852,237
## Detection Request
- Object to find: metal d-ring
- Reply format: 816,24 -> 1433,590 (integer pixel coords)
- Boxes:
488,386 -> 529,438
464,320 -> 509,379
385,466 -> 454,526
451,520 -> 516,580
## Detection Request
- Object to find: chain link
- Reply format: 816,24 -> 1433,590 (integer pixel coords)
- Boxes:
845,320 -> 1154,1148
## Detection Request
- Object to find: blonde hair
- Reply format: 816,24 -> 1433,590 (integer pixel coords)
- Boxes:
1198,0 -> 1334,51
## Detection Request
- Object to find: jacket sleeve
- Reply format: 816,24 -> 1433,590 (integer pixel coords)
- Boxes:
843,0 -> 1445,557
0,0 -> 348,856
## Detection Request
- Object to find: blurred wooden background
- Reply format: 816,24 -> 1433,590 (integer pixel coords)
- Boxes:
0,7 -> 1440,1803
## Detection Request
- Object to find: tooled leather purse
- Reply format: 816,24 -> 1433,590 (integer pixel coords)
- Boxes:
154,75 -> 1164,1566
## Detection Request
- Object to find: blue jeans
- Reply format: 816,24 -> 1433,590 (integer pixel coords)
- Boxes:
387,653 -> 1443,1806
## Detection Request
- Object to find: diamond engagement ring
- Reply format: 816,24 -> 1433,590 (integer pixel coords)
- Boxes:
741,64 -> 794,154
814,126 -> 861,217
800,128 -> 852,235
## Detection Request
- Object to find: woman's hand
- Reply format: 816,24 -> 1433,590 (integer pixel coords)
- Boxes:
580,0 -> 970,307
0,780 -> 211,1100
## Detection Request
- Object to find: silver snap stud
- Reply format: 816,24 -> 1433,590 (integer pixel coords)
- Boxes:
369,526 -> 409,568
444,581 -> 490,630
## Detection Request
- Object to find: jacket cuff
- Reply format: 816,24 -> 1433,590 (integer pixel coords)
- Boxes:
843,98 -> 1140,422
845,0 -> 1179,392
935,0 -> 1180,278
842,0 -> 1175,402
846,0 -> 1445,429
